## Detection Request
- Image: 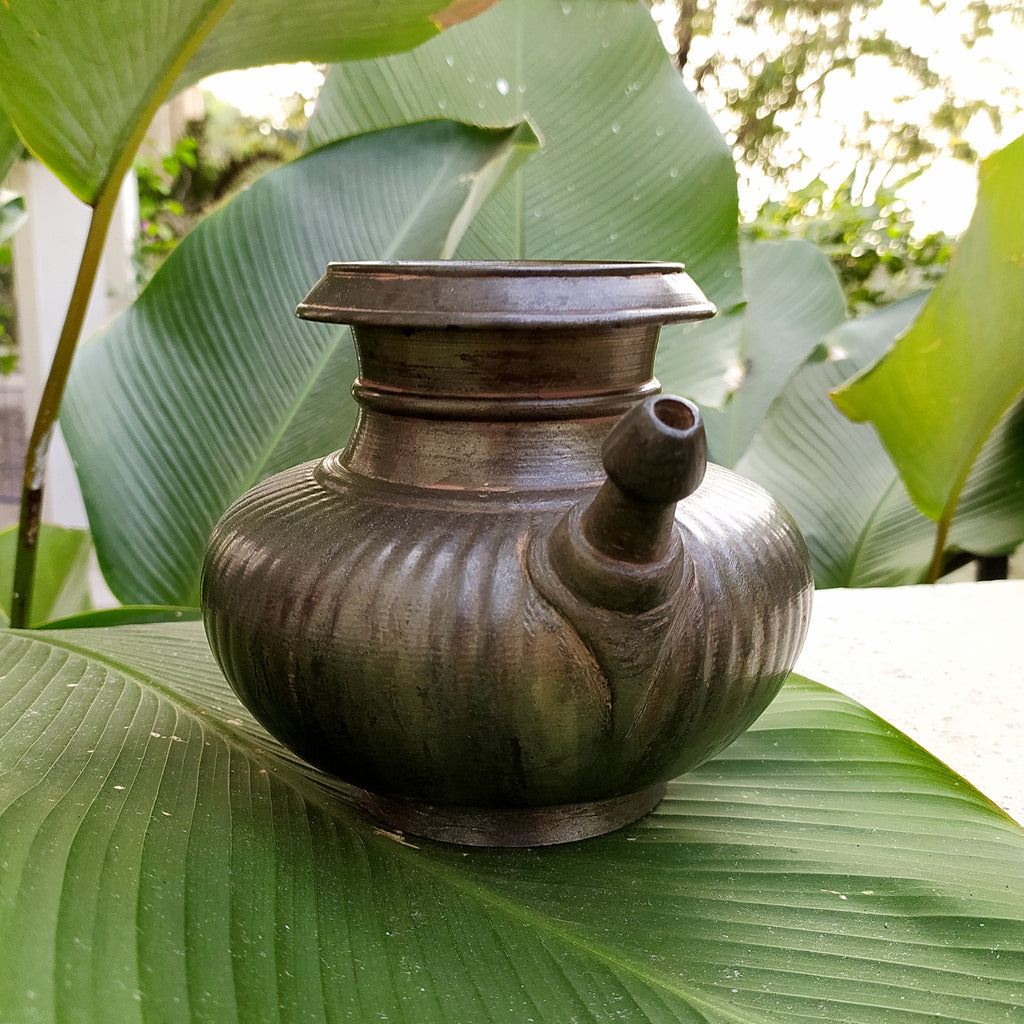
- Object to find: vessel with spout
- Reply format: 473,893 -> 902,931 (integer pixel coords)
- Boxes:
201,261 -> 813,846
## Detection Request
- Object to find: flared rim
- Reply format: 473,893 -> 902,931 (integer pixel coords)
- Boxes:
295,259 -> 716,328
321,259 -> 684,277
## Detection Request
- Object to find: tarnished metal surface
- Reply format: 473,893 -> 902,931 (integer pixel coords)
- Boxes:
202,261 -> 813,846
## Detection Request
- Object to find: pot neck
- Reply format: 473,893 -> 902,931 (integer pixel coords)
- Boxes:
333,323 -> 664,495
350,323 -> 661,415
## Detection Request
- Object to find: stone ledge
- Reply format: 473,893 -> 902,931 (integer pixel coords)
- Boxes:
795,579 -> 1024,824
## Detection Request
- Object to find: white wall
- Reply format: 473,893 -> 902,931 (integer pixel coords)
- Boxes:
9,160 -> 138,527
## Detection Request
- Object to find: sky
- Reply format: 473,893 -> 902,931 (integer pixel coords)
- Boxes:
203,63 -> 324,127
203,0 -> 1024,237
830,0 -> 1022,233
657,0 -> 1024,233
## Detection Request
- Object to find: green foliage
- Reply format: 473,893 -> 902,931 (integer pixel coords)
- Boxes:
660,0 -> 1019,186
177,93 -> 304,208
134,136 -> 200,273
0,109 -> 22,184
1,622 -> 1022,1023
0,327 -> 13,375
744,173 -> 956,313
0,193 -> 23,373
833,133 -> 1024,578
134,96 -> 307,280
0,193 -> 25,248
59,0 -> 1024,597
0,525 -> 92,627
0,0 -> 495,629
0,0 -> 473,202
737,293 -> 1024,587
60,0 -> 1024,595
308,0 -> 741,306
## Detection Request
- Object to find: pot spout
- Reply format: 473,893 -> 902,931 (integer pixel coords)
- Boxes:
544,395 -> 707,613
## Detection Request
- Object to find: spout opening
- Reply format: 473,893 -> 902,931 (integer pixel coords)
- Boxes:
653,396 -> 695,433
601,395 -> 707,506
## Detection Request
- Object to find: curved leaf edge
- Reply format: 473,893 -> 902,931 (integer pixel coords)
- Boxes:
34,606 -> 203,630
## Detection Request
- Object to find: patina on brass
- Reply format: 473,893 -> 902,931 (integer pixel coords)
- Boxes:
201,261 -> 813,846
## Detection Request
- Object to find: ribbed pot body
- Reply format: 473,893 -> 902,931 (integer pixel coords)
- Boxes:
201,262 -> 813,828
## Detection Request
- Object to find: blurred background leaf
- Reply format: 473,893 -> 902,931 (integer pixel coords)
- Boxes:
62,120 -> 538,605
833,134 -> 1024,540
0,524 -> 91,626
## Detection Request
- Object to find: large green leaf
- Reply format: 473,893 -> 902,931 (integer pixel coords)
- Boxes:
0,525 -> 92,628
0,110 -> 22,185
738,347 -> 937,588
944,395 -> 1024,562
307,0 -> 743,313
61,120 -> 538,606
738,295 -> 1024,587
832,133 -> 1024,525
179,0 -> 499,84
1,622 -> 1022,1022
0,0 -> 485,203
658,240 -> 846,466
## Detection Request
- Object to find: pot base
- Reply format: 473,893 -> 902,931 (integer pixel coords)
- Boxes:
353,782 -> 668,847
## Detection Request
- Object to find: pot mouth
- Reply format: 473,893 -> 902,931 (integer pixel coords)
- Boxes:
295,260 -> 716,328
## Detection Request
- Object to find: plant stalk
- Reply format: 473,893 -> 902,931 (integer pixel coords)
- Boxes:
10,194 -> 119,628
924,507 -> 953,585
7,3 -> 243,629
923,428 -> 1002,584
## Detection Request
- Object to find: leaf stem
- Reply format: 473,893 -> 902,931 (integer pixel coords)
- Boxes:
925,511 -> 951,584
11,193 -> 119,627
923,397 -> 1016,585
